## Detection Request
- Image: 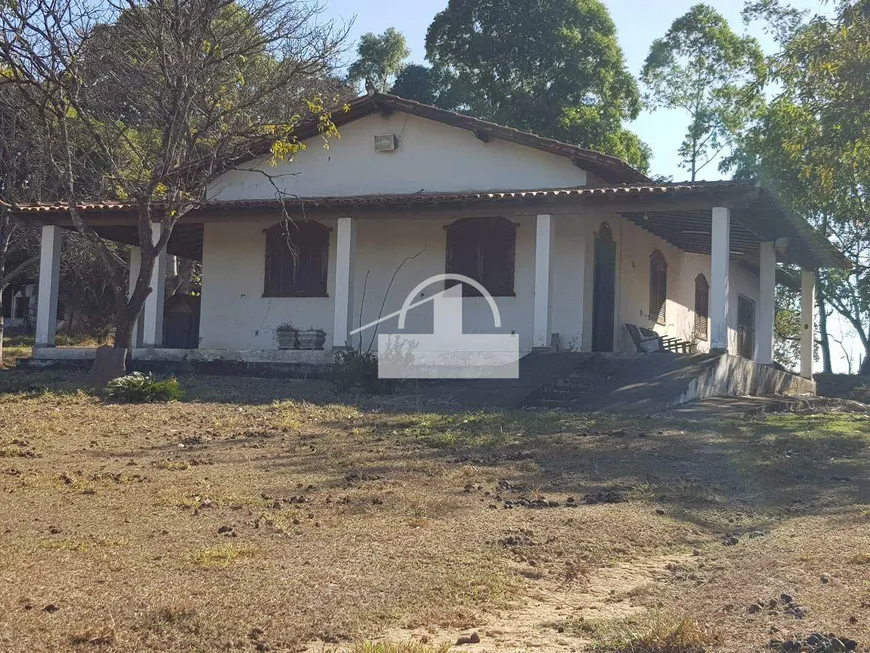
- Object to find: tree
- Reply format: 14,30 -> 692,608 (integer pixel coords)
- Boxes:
347,28 -> 410,93
390,64 -> 439,105
730,0 -> 870,373
0,0 -> 347,378
773,285 -> 801,371
641,4 -> 763,181
0,83 -> 46,366
424,0 -> 650,172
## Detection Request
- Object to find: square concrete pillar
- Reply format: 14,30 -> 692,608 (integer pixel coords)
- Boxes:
35,225 -> 62,347
801,270 -> 815,379
757,241 -> 776,364
533,214 -> 554,349
142,224 -> 168,348
710,207 -> 731,352
332,217 -> 356,349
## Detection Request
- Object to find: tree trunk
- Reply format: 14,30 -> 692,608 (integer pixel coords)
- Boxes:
816,282 -> 832,374
114,312 -> 136,350
0,305 -> 4,369
860,342 -> 870,376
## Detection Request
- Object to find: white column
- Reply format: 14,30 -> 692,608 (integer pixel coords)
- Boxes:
142,224 -> 167,348
801,270 -> 815,379
128,247 -> 144,348
35,225 -> 62,347
757,241 -> 776,364
533,214 -> 554,349
332,217 -> 356,348
710,207 -> 731,352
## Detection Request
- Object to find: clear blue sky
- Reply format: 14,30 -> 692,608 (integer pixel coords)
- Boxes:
321,0 -> 828,182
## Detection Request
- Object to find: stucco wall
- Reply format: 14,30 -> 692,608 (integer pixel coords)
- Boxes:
198,212 -> 763,359
199,219 -> 338,350
200,215 -> 544,353
577,215 -> 761,357
207,112 -> 586,201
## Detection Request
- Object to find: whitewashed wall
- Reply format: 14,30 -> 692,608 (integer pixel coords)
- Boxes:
207,112 -> 586,201
199,215 -> 539,352
199,219 -> 338,350
198,212 -> 762,358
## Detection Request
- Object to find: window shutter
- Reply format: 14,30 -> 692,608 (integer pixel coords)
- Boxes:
649,251 -> 667,325
263,221 -> 329,297
446,217 -> 515,297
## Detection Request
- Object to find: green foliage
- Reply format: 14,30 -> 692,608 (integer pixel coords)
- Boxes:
390,64 -> 439,104
731,0 -> 870,372
773,284 -> 800,372
641,3 -> 763,180
347,28 -> 410,93
424,0 -> 649,172
332,350 -> 397,395
105,372 -> 183,403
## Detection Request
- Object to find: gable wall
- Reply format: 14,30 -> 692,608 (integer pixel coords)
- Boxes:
207,112 -> 587,201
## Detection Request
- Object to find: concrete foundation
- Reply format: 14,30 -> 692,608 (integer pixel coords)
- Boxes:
23,347 -> 337,378
20,348 -> 815,411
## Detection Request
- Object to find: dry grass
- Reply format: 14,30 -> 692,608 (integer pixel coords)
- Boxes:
0,370 -> 869,652
595,616 -> 720,653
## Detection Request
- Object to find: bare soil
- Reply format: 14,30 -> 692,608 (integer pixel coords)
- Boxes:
1,371 -> 869,652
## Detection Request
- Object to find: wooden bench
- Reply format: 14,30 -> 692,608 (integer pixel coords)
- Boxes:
625,323 -> 694,354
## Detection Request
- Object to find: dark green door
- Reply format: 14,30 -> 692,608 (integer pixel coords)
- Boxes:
592,223 -> 617,352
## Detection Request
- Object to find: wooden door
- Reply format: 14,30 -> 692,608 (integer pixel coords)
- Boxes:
592,223 -> 617,352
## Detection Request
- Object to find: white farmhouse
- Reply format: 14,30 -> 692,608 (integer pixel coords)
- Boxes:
14,92 -> 848,382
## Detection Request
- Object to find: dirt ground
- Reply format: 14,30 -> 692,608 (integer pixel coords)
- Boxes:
0,371 -> 869,652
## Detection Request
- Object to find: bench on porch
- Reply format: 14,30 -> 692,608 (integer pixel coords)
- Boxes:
625,323 -> 694,354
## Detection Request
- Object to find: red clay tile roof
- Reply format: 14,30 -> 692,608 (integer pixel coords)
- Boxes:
12,181 -> 749,213
10,181 -> 849,270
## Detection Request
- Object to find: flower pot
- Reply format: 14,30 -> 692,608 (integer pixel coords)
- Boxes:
297,329 -> 326,350
275,328 -> 299,350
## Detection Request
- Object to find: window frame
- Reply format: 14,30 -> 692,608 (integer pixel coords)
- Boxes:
445,217 -> 517,297
263,220 -> 330,298
649,249 -> 668,325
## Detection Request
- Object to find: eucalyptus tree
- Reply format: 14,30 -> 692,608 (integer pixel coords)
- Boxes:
347,28 -> 410,93
641,4 -> 763,181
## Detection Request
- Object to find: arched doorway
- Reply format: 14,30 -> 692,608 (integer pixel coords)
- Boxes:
592,222 -> 617,352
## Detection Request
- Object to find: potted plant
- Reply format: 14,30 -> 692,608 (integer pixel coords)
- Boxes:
296,327 -> 327,350
274,321 -> 299,350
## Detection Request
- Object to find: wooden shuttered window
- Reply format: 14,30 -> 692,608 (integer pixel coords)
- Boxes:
694,274 -> 709,340
649,250 -> 667,325
446,217 -> 516,297
264,221 -> 329,297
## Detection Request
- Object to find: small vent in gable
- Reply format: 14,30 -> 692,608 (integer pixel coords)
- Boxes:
374,134 -> 398,152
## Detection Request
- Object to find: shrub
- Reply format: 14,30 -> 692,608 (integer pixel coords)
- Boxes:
105,372 -> 183,403
332,349 -> 398,395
